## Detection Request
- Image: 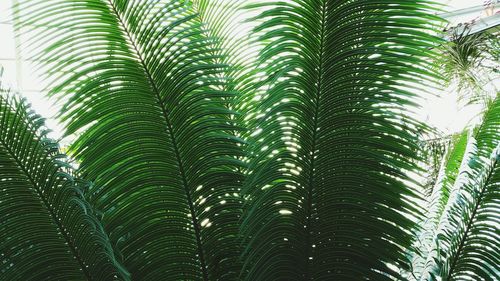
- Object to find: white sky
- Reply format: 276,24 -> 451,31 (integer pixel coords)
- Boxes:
0,0 -> 498,143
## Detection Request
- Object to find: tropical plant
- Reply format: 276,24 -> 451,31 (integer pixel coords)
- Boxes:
406,131 -> 469,277
438,25 -> 500,105
17,1 -> 246,280
418,96 -> 500,280
240,1 -> 441,280
0,88 -> 129,280
0,0 -> 498,280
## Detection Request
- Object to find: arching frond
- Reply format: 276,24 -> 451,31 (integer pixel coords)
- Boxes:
428,131 -> 470,225
240,1 -> 443,280
438,27 -> 500,105
409,130 -> 470,279
421,95 -> 500,280
190,0 -> 265,129
17,0 -> 244,280
0,92 -> 129,281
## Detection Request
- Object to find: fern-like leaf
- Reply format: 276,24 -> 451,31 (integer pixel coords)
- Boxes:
0,90 -> 129,281
240,1 -> 443,280
17,0 -> 245,279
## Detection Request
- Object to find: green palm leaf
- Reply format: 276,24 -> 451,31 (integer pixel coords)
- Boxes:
420,137 -> 448,197
435,132 -> 471,214
438,28 -> 499,105
424,131 -> 471,236
0,90 -> 129,280
17,0 -> 244,280
421,95 -> 500,280
409,131 -> 470,279
190,0 -> 265,132
240,1 -> 442,280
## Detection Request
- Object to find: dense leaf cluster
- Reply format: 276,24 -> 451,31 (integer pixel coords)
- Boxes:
0,0 -> 498,280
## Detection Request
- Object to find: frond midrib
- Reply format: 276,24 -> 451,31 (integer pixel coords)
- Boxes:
106,2 -> 209,280
0,132 -> 92,280
303,1 -> 327,278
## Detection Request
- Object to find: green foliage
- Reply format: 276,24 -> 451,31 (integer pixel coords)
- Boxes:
240,1 -> 441,280
434,131 -> 470,218
438,27 -> 500,105
16,0 -> 245,280
421,95 -> 500,280
419,137 -> 449,196
0,0 -> 497,280
408,131 -> 469,278
0,91 -> 129,280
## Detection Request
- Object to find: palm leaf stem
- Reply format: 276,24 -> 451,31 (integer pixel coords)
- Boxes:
106,1 -> 209,279
303,1 -> 327,278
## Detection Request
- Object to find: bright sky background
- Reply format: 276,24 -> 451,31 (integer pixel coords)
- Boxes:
0,0 -> 498,144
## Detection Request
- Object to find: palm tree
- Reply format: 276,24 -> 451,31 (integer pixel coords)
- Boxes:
409,130 -> 470,275
0,91 -> 129,280
16,1 -> 246,280
417,97 -> 499,280
240,1 -> 443,279
437,26 -> 499,105
0,0 -> 498,280
409,18 -> 500,281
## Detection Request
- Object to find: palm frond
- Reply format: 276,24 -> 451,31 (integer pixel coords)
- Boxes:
409,130 -> 470,279
438,27 -> 500,105
421,95 -> 500,280
0,90 -> 129,280
429,131 -> 470,223
190,0 -> 265,130
418,136 -> 449,197
240,1 -> 443,280
190,0 -> 256,80
17,0 -> 244,279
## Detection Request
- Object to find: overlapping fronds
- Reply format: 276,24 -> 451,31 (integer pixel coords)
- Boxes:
438,27 -> 500,105
17,0 -> 245,280
420,96 -> 500,280
0,91 -> 129,280
420,137 -> 449,195
409,131 -> 470,279
428,131 -> 470,224
9,0 -> 497,280
240,1 -> 443,280
190,0 -> 265,130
